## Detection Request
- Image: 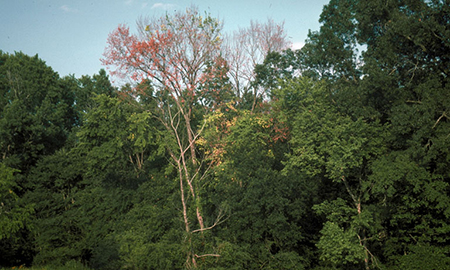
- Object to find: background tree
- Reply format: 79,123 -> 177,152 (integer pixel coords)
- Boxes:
292,0 -> 450,268
0,51 -> 79,266
25,151 -> 87,267
356,1 -> 450,266
75,69 -> 117,118
25,89 -> 164,269
222,19 -> 291,110
0,163 -> 33,243
0,51 -> 78,171
278,78 -> 385,269
205,111 -> 310,269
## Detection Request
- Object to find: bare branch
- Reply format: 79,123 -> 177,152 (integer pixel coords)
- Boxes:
432,111 -> 448,129
195,254 -> 221,258
222,18 -> 291,101
192,208 -> 228,233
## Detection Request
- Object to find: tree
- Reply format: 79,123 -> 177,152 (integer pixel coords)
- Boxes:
76,94 -> 158,176
295,0 -> 450,267
0,51 -> 79,266
352,1 -> 450,265
26,91 -> 161,268
0,51 -> 78,171
203,111 -> 308,269
75,69 -> 117,117
369,151 -> 450,267
253,49 -> 303,94
222,19 -> 291,110
115,171 -> 183,270
279,78 -> 385,269
302,0 -> 362,83
102,7 -> 227,268
25,151 -> 87,267
0,163 -> 33,241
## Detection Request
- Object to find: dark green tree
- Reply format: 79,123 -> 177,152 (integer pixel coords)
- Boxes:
278,77 -> 385,269
202,110 -> 312,269
356,1 -> 450,266
26,91 -> 164,269
0,164 -> 33,240
0,51 -> 78,171
75,69 -> 117,117
25,151 -> 87,266
253,49 -> 302,95
290,0 -> 450,268
0,163 -> 34,267
0,51 -> 79,266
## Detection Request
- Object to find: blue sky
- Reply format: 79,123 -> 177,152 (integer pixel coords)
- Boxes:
1,0 -> 329,78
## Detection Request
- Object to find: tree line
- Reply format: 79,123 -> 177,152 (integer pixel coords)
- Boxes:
1,1 -> 449,269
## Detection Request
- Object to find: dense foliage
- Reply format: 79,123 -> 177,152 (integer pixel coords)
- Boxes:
1,1 -> 449,269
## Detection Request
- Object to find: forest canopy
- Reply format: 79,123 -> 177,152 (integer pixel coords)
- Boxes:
1,1 -> 449,269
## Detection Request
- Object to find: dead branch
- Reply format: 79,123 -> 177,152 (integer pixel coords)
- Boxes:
388,67 -> 397,75
406,100 -> 422,104
432,111 -> 448,129
192,209 -> 228,233
195,254 -> 221,258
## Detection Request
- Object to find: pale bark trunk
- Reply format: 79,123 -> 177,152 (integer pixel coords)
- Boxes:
343,175 -> 371,269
